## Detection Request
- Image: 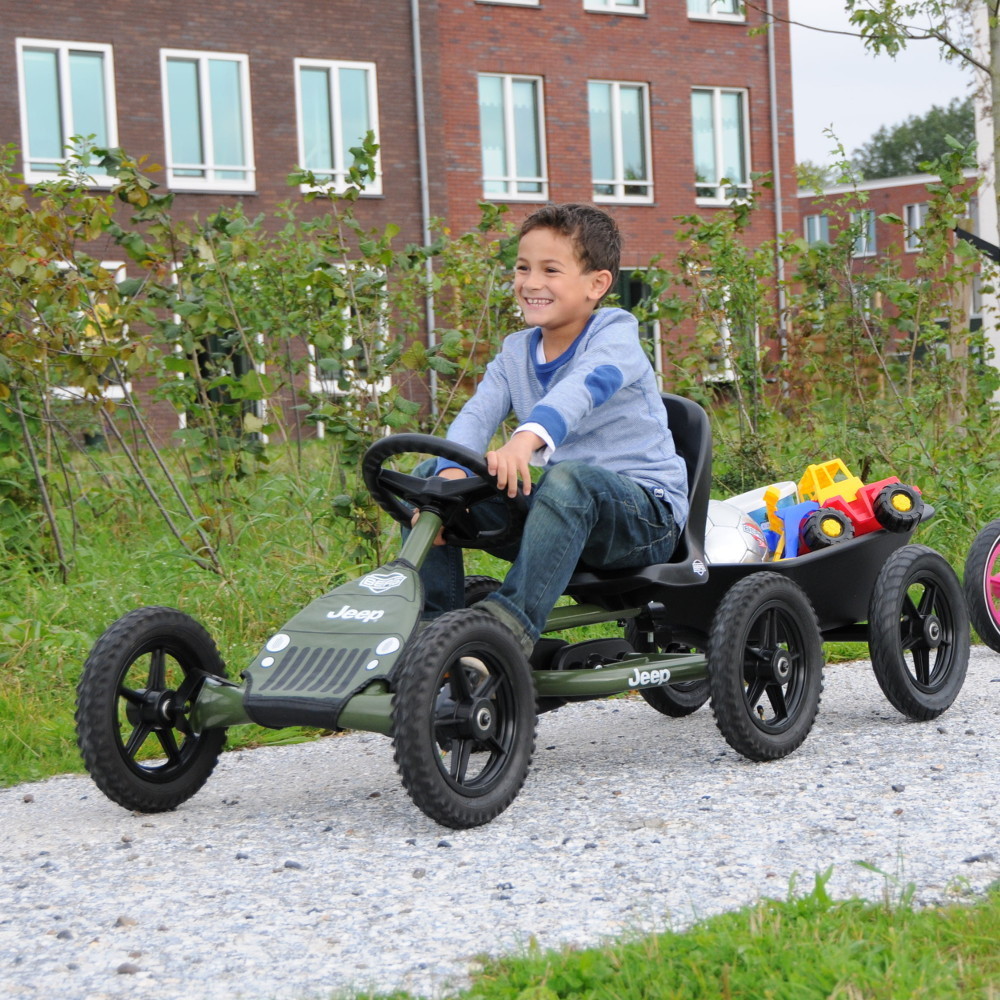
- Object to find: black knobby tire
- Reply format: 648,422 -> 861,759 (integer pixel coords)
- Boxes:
801,508 -> 853,551
873,483 -> 924,532
392,609 -> 536,828
75,606 -> 228,812
463,575 -> 502,607
624,621 -> 710,717
707,573 -> 824,761
964,518 -> 1000,654
868,545 -> 969,719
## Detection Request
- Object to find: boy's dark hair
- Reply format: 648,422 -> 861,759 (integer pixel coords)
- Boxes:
519,203 -> 621,290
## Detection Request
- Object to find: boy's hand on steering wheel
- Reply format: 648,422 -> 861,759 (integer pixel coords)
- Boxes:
487,432 -> 541,498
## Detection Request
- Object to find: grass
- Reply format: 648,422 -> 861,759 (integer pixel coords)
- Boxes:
2,445 -> 999,998
437,872 -> 1000,1000
0,438 -> 990,788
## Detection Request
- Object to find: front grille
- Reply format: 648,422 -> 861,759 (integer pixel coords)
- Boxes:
256,645 -> 373,697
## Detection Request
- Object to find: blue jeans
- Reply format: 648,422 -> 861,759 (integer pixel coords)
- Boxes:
416,460 -> 678,648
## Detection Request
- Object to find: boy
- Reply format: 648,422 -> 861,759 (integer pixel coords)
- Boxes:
417,203 -> 688,655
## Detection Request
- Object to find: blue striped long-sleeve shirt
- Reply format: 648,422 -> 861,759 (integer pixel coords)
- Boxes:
442,307 -> 688,528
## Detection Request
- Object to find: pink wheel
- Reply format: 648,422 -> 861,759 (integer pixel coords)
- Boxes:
964,518 -> 1000,653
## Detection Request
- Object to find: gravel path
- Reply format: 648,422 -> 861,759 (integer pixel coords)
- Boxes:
2,648 -> 999,1000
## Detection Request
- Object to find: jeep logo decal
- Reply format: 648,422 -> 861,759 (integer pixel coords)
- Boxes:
326,605 -> 385,624
627,666 -> 672,688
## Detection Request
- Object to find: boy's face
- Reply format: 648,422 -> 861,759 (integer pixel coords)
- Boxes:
514,227 -> 612,339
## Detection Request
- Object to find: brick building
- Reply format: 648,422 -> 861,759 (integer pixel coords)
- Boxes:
2,0 -> 798,434
798,171 -> 982,336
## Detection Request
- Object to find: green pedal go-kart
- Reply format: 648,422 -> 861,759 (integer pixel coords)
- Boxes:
75,396 -> 970,829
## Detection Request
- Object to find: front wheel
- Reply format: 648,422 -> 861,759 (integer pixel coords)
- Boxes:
964,518 -> 1000,654
869,545 -> 969,719
75,607 -> 228,812
392,609 -> 537,828
707,573 -> 824,760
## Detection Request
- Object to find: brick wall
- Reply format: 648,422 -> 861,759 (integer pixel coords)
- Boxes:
3,0 -> 800,441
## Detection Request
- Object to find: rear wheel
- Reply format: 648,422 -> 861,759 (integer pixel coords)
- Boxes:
707,573 -> 823,760
869,545 -> 969,719
463,575 -> 502,607
625,621 -> 709,717
964,518 -> 1000,654
75,607 -> 228,812
392,609 -> 536,828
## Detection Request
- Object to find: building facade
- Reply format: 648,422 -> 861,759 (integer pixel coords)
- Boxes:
2,0 -> 798,435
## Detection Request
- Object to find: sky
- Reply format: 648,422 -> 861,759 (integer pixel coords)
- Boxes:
789,1 -> 975,166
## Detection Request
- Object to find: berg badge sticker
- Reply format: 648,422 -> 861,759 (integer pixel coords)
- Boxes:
358,571 -> 406,594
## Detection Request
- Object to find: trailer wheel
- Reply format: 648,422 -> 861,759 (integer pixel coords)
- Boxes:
707,573 -> 823,760
964,518 -> 1000,654
625,622 -> 710,716
75,607 -> 228,813
868,545 -> 969,719
392,609 -> 536,828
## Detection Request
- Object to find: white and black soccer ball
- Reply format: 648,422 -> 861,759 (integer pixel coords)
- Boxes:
704,499 -> 769,565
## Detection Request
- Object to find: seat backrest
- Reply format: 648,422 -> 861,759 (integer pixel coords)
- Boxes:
564,393 -> 713,601
660,393 -> 711,568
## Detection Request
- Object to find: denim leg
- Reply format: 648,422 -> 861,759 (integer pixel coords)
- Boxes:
482,461 -> 678,644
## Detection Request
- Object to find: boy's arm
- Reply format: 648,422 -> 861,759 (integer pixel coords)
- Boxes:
527,312 -> 648,449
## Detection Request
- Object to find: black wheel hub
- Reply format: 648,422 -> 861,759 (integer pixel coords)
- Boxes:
451,697 -> 497,741
921,614 -> 943,648
755,647 -> 792,684
125,688 -> 184,731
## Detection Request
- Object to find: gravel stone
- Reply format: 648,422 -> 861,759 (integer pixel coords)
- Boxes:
1,648 -> 998,1000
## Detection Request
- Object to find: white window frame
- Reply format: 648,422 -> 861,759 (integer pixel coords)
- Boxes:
687,0 -> 745,22
804,214 -> 830,244
584,0 -> 645,14
477,0 -> 539,5
48,261 -> 132,402
294,58 -> 381,196
478,73 -> 548,202
904,202 -> 929,252
851,209 -> 877,258
692,87 -> 751,205
588,80 -> 653,204
15,38 -> 119,186
160,48 -> 255,192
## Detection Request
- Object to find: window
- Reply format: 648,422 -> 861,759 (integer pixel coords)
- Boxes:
851,210 -> 876,258
691,88 -> 750,203
161,49 -> 255,191
16,39 -> 118,185
687,0 -> 744,20
804,214 -> 830,244
478,74 -> 547,200
295,59 -> 380,194
478,0 -> 539,5
904,202 -> 929,252
588,81 -> 652,203
584,0 -> 645,13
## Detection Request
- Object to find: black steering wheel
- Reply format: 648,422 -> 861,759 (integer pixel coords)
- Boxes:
362,433 -> 528,549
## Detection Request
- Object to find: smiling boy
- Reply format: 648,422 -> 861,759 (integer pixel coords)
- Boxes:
420,203 -> 688,654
